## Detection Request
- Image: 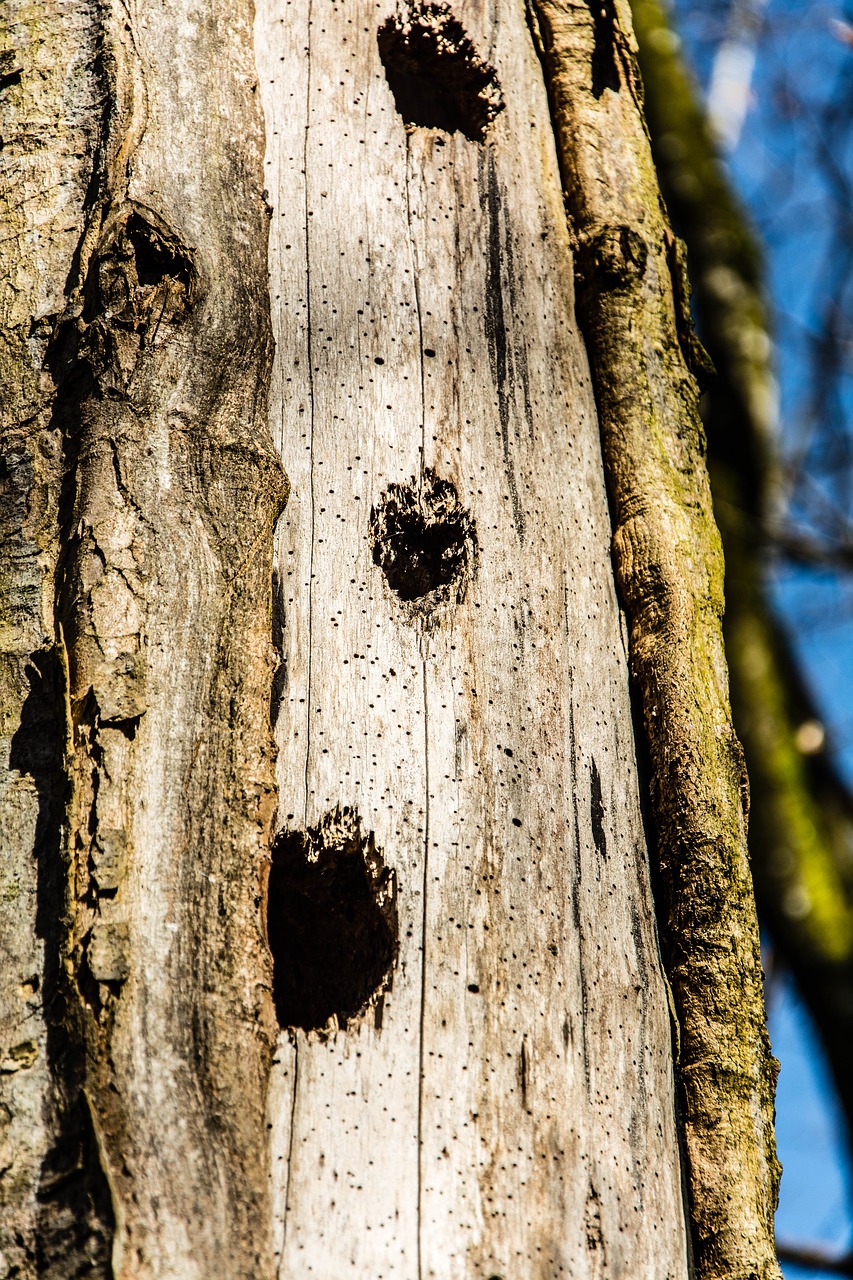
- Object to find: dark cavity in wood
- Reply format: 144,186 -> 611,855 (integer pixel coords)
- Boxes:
268,808 -> 397,1033
369,467 -> 477,603
82,207 -> 195,329
377,1 -> 504,142
589,0 -> 621,99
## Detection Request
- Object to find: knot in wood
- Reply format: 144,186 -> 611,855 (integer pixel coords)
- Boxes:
575,224 -> 649,296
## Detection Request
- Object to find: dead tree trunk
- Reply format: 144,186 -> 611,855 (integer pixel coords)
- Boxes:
1,1 -> 777,1278
258,0 -> 686,1274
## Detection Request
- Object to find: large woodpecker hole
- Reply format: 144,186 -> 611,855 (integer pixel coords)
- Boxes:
378,2 -> 504,142
370,468 -> 477,603
268,809 -> 397,1033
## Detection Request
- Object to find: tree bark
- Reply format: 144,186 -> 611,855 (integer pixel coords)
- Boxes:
2,2 -> 287,1276
631,0 -> 853,1168
1,0 -> 779,1277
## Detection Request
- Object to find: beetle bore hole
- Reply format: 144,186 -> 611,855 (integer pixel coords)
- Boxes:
267,808 -> 397,1033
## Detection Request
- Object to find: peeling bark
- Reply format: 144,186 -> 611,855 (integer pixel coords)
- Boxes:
1,4 -> 108,1272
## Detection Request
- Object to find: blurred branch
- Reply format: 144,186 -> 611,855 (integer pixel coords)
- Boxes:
631,0 -> 853,1165
707,0 -> 770,152
776,1241 -> 853,1276
766,526 -> 853,572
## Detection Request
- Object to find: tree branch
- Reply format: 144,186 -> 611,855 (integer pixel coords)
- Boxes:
777,1241 -> 853,1276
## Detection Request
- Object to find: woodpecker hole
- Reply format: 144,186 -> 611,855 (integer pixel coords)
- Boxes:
268,809 -> 397,1033
378,2 -> 504,142
370,468 -> 477,603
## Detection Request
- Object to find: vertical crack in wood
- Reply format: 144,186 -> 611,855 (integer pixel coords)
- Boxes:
279,1046 -> 299,1280
417,654 -> 430,1280
302,0 -> 316,833
481,151 -> 525,543
404,134 -> 428,491
402,129 -> 431,1280
279,2 -> 316,1264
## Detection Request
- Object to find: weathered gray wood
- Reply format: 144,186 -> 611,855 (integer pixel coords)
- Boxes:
257,1 -> 689,1274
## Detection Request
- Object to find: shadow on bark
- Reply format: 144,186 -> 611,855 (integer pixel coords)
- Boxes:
10,651 -> 114,1277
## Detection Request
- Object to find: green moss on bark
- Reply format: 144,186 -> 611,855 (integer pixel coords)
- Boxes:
632,0 -> 853,1159
532,0 -> 782,1274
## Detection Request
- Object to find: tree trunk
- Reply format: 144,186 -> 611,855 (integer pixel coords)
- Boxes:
631,0 -> 853,1168
1,1 -> 777,1278
1,2 -> 286,1275
258,0 -> 686,1274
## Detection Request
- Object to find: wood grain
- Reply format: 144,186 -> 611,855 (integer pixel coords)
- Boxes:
257,1 -> 689,1275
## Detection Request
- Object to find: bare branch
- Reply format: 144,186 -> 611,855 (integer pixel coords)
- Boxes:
777,1241 -> 853,1276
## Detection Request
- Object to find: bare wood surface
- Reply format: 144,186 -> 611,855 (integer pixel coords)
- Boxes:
258,1 -> 689,1275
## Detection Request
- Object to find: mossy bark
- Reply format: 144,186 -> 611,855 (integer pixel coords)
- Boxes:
632,0 -> 853,1168
529,1 -> 782,1276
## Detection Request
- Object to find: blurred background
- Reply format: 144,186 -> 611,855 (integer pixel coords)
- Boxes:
630,1 -> 853,1271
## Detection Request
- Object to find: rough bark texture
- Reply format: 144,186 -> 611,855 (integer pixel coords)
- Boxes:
526,0 -> 782,1276
632,0 -> 853,1159
1,2 -> 287,1277
2,0 -> 783,1276
1,5 -> 107,1273
258,0 -> 688,1275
